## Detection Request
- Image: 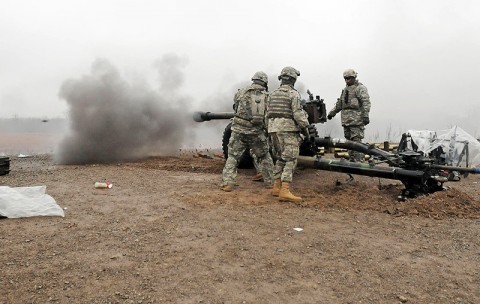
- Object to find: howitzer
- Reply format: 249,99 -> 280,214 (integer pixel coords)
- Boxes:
193,94 -> 479,199
193,90 -> 328,167
301,137 -> 480,199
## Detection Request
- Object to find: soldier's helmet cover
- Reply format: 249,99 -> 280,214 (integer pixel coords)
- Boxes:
278,66 -> 300,80
251,71 -> 268,84
343,69 -> 358,78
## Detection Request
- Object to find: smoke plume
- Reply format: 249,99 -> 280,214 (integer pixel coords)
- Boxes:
55,55 -> 193,164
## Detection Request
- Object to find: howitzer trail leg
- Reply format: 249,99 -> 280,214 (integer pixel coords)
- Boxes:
279,182 -> 302,202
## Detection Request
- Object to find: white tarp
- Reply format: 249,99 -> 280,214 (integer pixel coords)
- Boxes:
405,126 -> 480,168
0,186 -> 64,218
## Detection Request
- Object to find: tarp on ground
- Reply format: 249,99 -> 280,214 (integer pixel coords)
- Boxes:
0,186 -> 64,218
405,126 -> 480,168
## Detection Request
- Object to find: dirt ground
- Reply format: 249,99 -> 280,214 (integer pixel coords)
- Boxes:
1,151 -> 480,304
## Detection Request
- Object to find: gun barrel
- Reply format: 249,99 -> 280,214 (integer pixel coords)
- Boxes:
193,111 -> 235,122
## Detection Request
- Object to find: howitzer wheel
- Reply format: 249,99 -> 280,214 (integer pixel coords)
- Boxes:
222,122 -> 254,169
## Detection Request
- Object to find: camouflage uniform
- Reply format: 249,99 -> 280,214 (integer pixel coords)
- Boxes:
251,136 -> 276,181
328,70 -> 371,161
267,84 -> 309,183
222,81 -> 274,188
251,149 -> 261,172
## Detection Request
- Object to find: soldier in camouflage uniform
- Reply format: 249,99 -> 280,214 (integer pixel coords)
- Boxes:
327,69 -> 371,161
251,136 -> 276,182
267,66 -> 309,202
221,72 -> 274,191
251,150 -> 264,182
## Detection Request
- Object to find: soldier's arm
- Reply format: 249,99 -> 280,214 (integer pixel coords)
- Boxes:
263,93 -> 270,131
357,85 -> 371,118
291,92 -> 309,129
233,89 -> 242,112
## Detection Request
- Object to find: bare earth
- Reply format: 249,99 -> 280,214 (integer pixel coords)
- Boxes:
1,152 -> 479,304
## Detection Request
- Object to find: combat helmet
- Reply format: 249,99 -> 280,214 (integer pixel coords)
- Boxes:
343,69 -> 358,78
278,66 -> 300,80
251,71 -> 268,85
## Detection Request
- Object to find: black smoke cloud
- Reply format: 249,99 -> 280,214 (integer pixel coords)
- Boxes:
55,55 -> 194,164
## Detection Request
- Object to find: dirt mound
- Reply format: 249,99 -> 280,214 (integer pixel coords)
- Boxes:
133,154 -> 480,220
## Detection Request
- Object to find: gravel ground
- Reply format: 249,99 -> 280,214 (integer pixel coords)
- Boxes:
1,153 -> 479,304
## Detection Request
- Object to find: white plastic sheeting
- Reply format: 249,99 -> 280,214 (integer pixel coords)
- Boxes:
0,186 -> 64,218
405,126 -> 480,168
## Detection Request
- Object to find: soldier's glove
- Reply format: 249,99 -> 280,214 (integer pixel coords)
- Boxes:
327,114 -> 333,120
363,117 -> 370,125
307,125 -> 317,139
301,127 -> 310,140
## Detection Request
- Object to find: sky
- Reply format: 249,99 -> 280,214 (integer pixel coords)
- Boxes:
1,0 -> 480,151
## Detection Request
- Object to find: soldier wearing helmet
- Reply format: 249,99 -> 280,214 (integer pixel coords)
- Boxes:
277,66 -> 300,80
221,71 -> 274,192
251,71 -> 269,89
327,69 -> 371,161
266,66 -> 309,202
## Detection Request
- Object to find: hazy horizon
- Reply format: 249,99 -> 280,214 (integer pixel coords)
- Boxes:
2,0 -> 479,156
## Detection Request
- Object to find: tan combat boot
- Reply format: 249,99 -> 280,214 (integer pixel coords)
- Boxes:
221,184 -> 233,192
252,173 -> 264,182
279,182 -> 302,202
271,179 -> 281,197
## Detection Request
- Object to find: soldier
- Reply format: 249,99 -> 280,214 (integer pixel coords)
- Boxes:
221,72 -> 274,191
267,66 -> 309,202
327,69 -> 371,161
251,150 -> 264,182
251,136 -> 276,182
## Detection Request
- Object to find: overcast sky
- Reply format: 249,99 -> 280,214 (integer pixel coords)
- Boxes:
1,0 -> 479,141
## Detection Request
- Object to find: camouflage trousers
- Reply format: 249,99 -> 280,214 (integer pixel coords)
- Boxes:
269,132 -> 301,183
222,131 -> 274,186
251,137 -> 275,174
344,125 -> 365,161
252,151 -> 262,174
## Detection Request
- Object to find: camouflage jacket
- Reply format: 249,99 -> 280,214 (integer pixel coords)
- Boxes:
328,80 -> 371,127
267,84 -> 309,133
231,83 -> 268,135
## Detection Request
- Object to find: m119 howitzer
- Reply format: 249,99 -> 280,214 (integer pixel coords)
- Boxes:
193,90 -> 327,167
193,92 -> 479,199
299,138 -> 480,200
